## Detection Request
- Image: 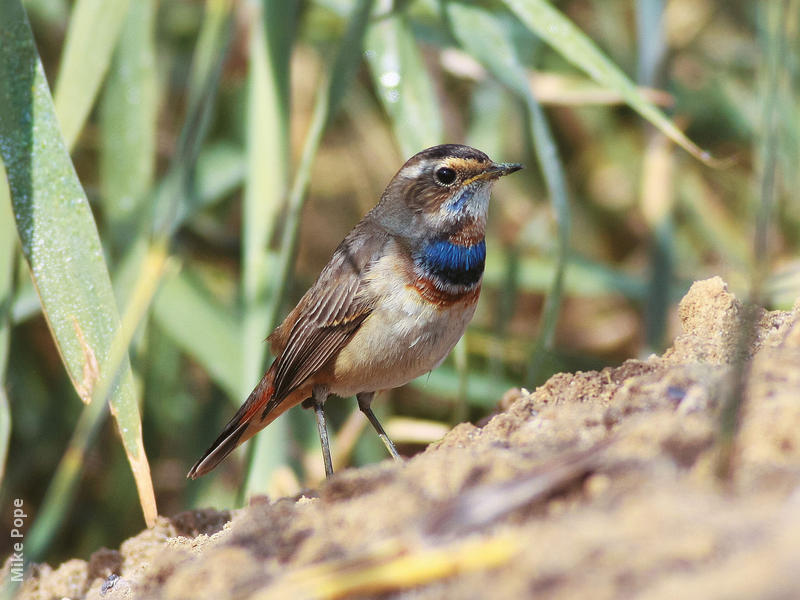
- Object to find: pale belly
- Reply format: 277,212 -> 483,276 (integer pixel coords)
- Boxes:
329,284 -> 478,397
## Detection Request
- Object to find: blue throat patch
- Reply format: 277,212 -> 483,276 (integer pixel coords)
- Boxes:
417,239 -> 486,286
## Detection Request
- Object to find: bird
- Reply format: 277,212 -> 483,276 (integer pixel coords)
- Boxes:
188,144 -> 522,480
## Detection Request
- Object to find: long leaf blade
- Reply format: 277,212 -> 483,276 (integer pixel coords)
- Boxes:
0,162 -> 13,484
152,270 -> 242,400
365,15 -> 443,157
53,0 -> 132,149
266,0 -> 374,331
0,0 -> 156,527
503,0 -> 717,164
99,0 -> 158,250
447,3 -> 571,384
240,0 -> 298,498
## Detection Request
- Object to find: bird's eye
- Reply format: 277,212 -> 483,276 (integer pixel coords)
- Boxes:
434,167 -> 457,186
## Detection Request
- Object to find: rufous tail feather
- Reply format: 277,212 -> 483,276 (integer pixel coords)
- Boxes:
187,369 -> 277,479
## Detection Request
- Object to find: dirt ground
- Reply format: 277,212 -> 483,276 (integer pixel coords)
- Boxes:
11,277 -> 800,599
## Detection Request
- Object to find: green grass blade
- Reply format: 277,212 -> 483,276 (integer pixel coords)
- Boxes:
111,0 -> 235,397
53,0 -> 132,150
10,276 -> 38,324
502,0 -> 717,165
644,215 -> 673,351
325,0 -> 375,122
24,243 -> 167,564
0,0 -> 156,530
242,3 -> 291,322
110,4 -> 236,491
23,0 -> 68,26
153,0 -> 233,236
163,141 -> 245,233
0,387 -> 9,490
446,3 -> 571,385
0,162 -> 14,484
194,142 -> 246,210
240,0 -> 298,499
466,80 -> 513,157
187,0 -> 233,112
522,95 -> 570,384
677,169 -> 749,268
717,0 -> 787,480
112,143 -> 244,306
100,0 -> 158,250
265,0 -> 374,335
636,0 -> 665,85
450,337 -> 469,424
365,14 -> 443,157
152,269 -> 242,400
637,0 -> 673,353
111,0 -> 234,384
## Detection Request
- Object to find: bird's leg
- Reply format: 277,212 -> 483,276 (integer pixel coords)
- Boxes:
356,392 -> 401,461
312,385 -> 334,478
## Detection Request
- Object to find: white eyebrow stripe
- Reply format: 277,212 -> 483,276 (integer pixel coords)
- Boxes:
399,163 -> 425,179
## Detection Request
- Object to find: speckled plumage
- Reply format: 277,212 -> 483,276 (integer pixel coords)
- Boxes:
188,144 -> 522,479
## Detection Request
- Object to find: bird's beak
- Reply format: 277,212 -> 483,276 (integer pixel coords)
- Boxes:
468,162 -> 524,183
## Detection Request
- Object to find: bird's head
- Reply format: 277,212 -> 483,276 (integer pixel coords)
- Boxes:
371,144 -> 522,238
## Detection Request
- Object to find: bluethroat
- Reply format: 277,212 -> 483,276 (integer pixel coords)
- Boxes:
188,144 -> 522,479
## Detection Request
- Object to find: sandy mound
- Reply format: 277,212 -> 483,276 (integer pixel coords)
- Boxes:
13,277 -> 800,599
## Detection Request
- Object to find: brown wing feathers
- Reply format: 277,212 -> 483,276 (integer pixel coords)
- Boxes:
188,224 -> 388,478
271,245 -> 376,399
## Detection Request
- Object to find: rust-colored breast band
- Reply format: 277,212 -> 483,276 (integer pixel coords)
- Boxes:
408,277 -> 481,308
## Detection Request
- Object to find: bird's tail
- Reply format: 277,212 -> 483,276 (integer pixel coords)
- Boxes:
187,367 -> 289,479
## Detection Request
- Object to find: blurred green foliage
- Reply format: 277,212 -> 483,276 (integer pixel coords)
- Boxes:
0,0 -> 798,567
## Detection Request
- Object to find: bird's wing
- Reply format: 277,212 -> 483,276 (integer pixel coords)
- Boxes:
269,223 -> 389,400
188,224 -> 391,478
